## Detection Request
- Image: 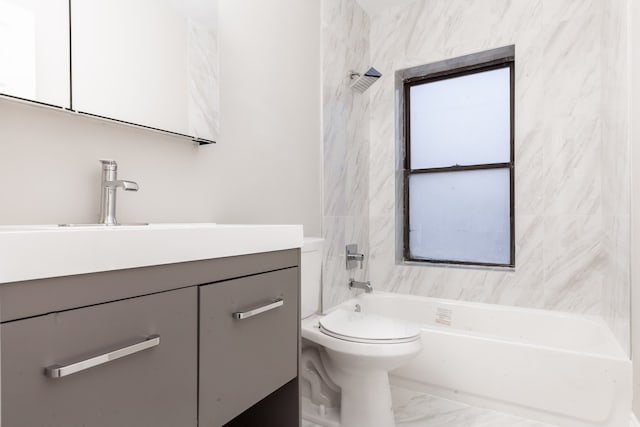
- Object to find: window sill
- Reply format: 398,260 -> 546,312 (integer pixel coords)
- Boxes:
399,259 -> 515,272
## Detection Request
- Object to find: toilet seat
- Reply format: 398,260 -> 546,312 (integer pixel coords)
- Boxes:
318,308 -> 421,344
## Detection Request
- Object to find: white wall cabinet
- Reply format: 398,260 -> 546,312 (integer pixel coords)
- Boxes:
71,0 -> 219,143
0,0 -> 219,143
0,0 -> 70,108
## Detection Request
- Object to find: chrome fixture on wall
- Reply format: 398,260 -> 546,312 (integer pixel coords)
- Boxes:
346,244 -> 365,269
349,67 -> 382,93
99,159 -> 139,226
349,279 -> 373,293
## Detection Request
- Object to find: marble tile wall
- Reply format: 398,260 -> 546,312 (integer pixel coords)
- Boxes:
320,0 -> 631,355
365,0 -> 629,346
321,0 -> 371,311
601,0 -> 631,355
304,384 -> 556,427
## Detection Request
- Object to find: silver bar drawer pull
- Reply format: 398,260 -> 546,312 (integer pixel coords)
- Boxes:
44,335 -> 160,379
232,298 -> 284,320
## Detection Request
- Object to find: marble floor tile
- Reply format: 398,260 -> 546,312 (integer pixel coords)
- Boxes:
391,386 -> 555,427
303,385 -> 557,427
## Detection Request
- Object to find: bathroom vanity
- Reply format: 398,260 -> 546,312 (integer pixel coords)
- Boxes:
0,224 -> 302,427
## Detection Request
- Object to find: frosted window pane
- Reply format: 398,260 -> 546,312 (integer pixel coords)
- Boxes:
409,169 -> 511,264
410,67 -> 510,169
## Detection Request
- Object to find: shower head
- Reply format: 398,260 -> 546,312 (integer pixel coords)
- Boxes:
350,67 -> 382,93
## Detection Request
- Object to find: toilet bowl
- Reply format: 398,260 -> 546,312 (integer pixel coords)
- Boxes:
302,308 -> 422,427
301,237 -> 422,427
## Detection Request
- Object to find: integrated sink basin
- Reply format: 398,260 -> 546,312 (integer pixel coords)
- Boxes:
0,223 -> 303,284
0,223 -> 220,231
58,223 -> 150,227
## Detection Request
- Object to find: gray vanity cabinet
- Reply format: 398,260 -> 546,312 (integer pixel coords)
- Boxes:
1,287 -> 198,427
199,267 -> 300,426
0,249 -> 301,427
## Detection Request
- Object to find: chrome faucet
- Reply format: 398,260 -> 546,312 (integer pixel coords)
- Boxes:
349,279 -> 373,293
99,160 -> 139,226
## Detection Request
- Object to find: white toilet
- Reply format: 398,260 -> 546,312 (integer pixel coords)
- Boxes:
301,238 -> 422,427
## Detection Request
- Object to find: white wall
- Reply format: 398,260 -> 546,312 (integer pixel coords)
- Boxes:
0,102 -> 212,225
213,0 -> 322,233
0,0 -> 322,236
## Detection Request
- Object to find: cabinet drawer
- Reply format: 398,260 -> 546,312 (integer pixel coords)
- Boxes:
1,287 -> 198,427
199,268 -> 299,426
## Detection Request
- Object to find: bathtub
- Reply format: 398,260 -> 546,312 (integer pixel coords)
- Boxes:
333,292 -> 631,427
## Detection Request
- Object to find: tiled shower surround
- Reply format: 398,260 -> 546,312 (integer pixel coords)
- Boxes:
321,0 -> 371,310
321,0 -> 631,354
601,0 -> 631,357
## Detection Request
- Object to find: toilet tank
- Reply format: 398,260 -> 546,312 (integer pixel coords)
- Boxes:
301,237 -> 324,319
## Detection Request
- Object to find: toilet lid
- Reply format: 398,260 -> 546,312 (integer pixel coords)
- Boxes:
319,308 -> 421,344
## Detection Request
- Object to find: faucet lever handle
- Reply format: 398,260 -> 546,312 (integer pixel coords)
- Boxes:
346,244 -> 365,270
118,180 -> 139,191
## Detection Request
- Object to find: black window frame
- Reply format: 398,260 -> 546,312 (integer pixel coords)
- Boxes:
402,57 -> 515,268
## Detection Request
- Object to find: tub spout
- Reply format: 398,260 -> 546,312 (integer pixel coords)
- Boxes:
349,279 -> 373,293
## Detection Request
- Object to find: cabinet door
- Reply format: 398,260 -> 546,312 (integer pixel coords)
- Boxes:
1,287 -> 198,427
199,268 -> 299,426
0,0 -> 70,107
71,0 -> 219,142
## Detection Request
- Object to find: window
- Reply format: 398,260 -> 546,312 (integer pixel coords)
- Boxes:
400,50 -> 514,267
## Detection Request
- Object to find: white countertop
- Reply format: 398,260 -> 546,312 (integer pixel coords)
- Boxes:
0,223 -> 303,284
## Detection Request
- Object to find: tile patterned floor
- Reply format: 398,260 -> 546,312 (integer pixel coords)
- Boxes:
303,385 -> 556,427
